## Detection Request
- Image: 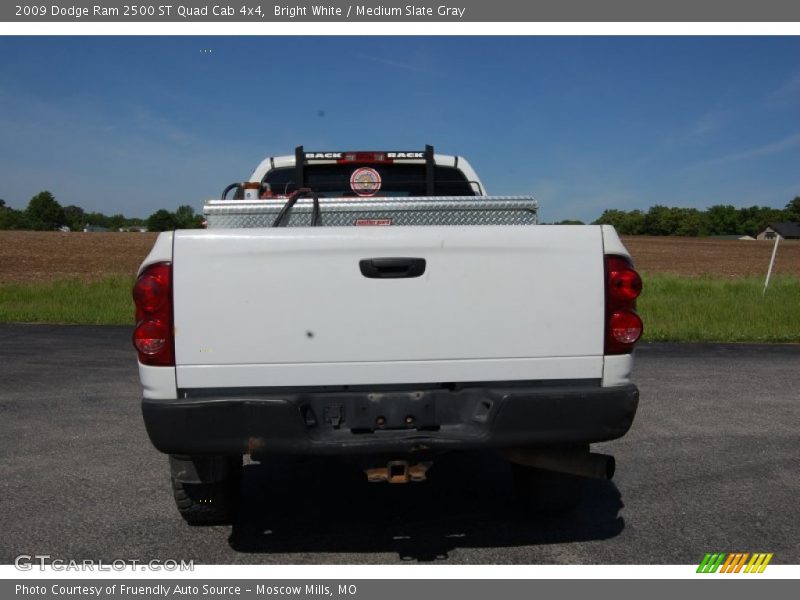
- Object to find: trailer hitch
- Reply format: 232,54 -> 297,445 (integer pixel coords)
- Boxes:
365,460 -> 431,484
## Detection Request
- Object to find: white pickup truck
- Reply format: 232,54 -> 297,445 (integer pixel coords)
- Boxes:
133,147 -> 642,525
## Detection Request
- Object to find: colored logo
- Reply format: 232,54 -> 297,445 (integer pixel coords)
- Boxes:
350,167 -> 382,196
697,552 -> 773,573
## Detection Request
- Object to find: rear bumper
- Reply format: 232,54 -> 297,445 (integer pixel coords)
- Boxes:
142,381 -> 639,457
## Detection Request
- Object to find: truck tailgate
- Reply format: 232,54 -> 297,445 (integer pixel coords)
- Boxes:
172,226 -> 606,388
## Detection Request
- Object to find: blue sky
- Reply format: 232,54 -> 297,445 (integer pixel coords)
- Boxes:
1,36 -> 799,222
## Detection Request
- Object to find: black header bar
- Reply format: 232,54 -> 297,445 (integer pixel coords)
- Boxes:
3,1 -> 800,22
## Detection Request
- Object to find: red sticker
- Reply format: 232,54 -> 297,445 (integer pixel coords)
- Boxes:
355,218 -> 392,226
350,167 -> 382,196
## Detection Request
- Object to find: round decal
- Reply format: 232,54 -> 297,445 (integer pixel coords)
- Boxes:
350,167 -> 382,196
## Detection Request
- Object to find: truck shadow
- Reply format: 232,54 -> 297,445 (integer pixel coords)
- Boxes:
228,451 -> 625,561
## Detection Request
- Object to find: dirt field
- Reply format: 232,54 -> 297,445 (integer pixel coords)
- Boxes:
0,231 -> 158,284
621,236 -> 800,278
0,231 -> 798,284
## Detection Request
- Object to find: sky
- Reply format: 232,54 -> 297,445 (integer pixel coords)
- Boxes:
0,36 -> 799,223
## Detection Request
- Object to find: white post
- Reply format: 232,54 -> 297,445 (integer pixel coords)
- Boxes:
763,235 -> 780,295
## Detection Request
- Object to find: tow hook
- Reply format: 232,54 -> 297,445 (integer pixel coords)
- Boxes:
365,461 -> 430,483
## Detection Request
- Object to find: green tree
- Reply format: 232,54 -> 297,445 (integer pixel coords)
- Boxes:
593,209 -> 629,230
593,209 -> 646,234
785,196 -> 800,222
0,200 -> 23,230
642,205 -> 675,235
25,191 -> 65,230
147,209 -> 179,232
174,205 -> 203,229
63,205 -> 85,231
84,211 -> 112,229
674,208 -> 709,237
107,213 -> 128,230
0,209 -> 24,230
706,205 -> 740,235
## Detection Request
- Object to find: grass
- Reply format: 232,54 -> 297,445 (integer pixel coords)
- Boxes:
1,274 -> 798,343
0,276 -> 135,326
638,274 -> 800,343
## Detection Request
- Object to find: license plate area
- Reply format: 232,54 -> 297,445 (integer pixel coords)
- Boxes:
304,391 -> 438,432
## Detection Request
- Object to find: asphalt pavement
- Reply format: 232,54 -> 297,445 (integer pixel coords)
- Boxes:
0,325 -> 798,564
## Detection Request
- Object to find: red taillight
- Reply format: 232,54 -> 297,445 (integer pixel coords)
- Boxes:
608,267 -> 642,302
609,310 -> 644,345
134,319 -> 169,355
132,266 -> 168,313
133,262 -> 174,366
605,255 -> 643,354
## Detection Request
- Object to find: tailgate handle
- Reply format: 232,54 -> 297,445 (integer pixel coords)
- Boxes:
359,257 -> 426,279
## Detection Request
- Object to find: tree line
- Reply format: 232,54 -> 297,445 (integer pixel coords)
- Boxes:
590,197 -> 800,237
0,191 -> 203,232
1,190 -> 799,236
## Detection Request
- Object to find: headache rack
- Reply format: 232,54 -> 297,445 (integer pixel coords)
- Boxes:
295,144 -> 438,194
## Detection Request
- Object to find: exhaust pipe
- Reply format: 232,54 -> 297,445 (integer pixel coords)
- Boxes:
503,448 -> 615,480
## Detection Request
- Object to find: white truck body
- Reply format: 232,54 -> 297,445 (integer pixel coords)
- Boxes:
134,147 -> 641,523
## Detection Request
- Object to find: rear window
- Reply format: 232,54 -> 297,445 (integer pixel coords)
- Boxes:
263,164 -> 476,197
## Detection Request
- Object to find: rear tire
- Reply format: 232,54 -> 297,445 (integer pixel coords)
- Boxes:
511,463 -> 584,514
170,455 -> 242,526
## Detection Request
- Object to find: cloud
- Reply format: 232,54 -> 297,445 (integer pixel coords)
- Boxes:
684,109 -> 734,138
765,71 -> 800,108
657,109 -> 735,153
687,131 -> 800,169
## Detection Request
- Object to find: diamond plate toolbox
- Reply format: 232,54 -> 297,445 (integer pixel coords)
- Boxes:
203,196 -> 539,228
